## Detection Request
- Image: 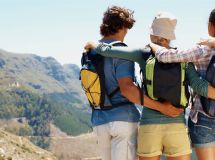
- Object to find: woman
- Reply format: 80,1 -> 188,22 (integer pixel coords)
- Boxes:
84,12 -> 215,160
149,9 -> 215,160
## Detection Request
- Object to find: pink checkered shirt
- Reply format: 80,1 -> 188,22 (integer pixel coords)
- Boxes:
155,45 -> 215,123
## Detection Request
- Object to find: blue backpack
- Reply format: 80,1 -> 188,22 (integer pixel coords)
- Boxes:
201,55 -> 215,117
80,41 -> 133,110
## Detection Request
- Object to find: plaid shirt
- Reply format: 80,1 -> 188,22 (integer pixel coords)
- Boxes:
155,45 -> 215,122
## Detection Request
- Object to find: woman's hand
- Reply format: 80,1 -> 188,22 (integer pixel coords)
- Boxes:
84,41 -> 98,50
83,41 -> 98,54
198,38 -> 215,48
149,42 -> 162,54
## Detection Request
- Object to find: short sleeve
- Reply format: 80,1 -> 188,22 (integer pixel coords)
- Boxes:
114,59 -> 135,80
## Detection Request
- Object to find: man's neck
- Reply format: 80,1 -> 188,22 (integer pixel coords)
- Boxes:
101,34 -> 124,42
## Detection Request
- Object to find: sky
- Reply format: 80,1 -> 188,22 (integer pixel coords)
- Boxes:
0,0 -> 214,66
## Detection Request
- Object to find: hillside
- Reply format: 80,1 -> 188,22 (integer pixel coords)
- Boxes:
0,128 -> 57,160
0,49 -> 91,136
49,131 -> 100,160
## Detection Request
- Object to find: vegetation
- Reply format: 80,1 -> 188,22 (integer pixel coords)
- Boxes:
0,50 -> 93,160
0,86 -> 91,148
30,136 -> 51,149
0,50 -> 91,151
0,87 -> 52,148
50,96 -> 91,136
54,110 -> 91,136
4,125 -> 32,136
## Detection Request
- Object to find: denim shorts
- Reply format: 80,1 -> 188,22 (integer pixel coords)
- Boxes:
188,112 -> 215,147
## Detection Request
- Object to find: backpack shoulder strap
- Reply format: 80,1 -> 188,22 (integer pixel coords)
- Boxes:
103,41 -> 128,100
180,62 -> 189,107
139,69 -> 145,106
142,46 -> 153,61
108,87 -> 120,98
145,56 -> 157,100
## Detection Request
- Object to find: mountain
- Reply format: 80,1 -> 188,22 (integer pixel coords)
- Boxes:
0,49 -> 82,95
0,49 -> 91,137
0,128 -> 57,160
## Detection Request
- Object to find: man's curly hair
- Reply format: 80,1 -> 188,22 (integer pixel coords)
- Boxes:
100,6 -> 135,37
209,8 -> 215,26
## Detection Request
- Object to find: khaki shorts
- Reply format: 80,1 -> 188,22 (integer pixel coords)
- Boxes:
137,123 -> 192,157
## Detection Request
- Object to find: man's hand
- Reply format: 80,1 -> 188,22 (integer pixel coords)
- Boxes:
143,95 -> 184,117
159,102 -> 184,117
198,38 -> 215,48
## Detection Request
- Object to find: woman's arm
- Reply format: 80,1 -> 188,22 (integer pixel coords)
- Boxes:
186,63 -> 215,99
85,42 -> 151,65
149,42 -> 213,63
186,63 -> 208,97
198,38 -> 215,48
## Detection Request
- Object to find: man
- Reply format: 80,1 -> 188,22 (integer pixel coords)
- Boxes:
88,6 -> 182,160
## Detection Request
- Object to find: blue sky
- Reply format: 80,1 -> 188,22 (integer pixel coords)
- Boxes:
0,0 -> 214,66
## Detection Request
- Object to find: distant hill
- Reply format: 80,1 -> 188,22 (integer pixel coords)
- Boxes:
0,49 -> 91,137
0,49 -> 82,95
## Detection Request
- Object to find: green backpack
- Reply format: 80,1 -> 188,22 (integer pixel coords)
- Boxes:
144,54 -> 190,108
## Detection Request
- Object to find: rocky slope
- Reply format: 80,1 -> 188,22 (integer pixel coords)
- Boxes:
0,129 -> 57,160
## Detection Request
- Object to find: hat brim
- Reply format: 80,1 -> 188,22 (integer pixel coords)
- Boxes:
150,27 -> 176,40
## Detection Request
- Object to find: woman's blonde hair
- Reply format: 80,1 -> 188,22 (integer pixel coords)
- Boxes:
150,35 -> 170,47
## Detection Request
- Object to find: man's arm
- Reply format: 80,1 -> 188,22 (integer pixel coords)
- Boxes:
118,77 -> 183,117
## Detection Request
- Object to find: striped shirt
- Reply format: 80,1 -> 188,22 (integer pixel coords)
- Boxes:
155,45 -> 215,122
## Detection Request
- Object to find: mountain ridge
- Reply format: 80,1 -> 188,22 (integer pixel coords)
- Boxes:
0,49 -> 91,137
